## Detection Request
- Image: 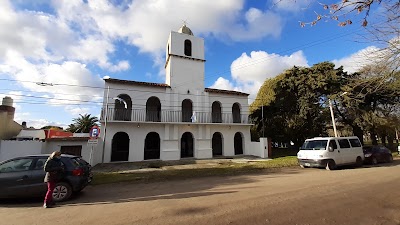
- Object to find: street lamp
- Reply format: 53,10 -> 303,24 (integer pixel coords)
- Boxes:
328,92 -> 347,138
101,86 -> 128,163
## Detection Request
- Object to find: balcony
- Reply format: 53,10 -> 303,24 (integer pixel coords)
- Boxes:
101,107 -> 250,124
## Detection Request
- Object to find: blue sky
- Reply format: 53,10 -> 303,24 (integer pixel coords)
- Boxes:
0,0 -> 385,129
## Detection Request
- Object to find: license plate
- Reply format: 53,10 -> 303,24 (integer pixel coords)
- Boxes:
305,163 -> 311,166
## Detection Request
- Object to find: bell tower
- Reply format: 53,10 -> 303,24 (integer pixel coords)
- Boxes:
165,24 -> 205,94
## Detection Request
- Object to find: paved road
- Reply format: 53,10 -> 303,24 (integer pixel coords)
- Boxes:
1,161 -> 400,225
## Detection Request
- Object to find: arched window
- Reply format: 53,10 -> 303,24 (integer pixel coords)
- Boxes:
234,132 -> 243,155
113,94 -> 132,121
144,132 -> 160,160
212,132 -> 223,156
181,132 -> 194,158
232,103 -> 241,123
111,132 -> 130,161
212,101 -> 222,123
184,39 -> 192,56
182,99 -> 193,122
146,96 -> 161,122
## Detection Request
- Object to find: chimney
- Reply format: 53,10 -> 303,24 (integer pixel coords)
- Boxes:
0,96 -> 15,120
22,121 -> 27,129
2,96 -> 13,107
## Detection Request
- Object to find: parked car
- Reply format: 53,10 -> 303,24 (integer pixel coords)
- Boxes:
0,154 -> 92,202
297,136 -> 364,170
363,145 -> 393,165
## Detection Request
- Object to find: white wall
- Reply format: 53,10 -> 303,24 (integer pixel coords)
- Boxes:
45,140 -> 95,165
0,140 -> 44,162
17,130 -> 46,139
248,138 -> 270,159
102,122 -> 257,163
0,139 -> 103,166
167,31 -> 204,60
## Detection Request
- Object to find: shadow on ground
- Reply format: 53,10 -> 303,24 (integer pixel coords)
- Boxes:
0,166 -> 301,208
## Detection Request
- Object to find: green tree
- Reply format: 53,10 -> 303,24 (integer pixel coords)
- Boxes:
337,66 -> 400,145
66,114 -> 99,133
250,62 -> 348,148
40,126 -> 64,130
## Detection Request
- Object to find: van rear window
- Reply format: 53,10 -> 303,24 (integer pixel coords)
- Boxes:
349,139 -> 361,147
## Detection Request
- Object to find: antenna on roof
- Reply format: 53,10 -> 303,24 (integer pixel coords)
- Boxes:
181,19 -> 188,26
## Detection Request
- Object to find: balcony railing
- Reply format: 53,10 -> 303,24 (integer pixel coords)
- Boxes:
101,108 -> 250,124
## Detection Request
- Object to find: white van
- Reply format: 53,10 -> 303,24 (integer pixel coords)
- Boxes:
297,136 -> 364,170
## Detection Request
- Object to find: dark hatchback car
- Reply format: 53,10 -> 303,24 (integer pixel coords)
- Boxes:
363,145 -> 394,165
0,154 -> 92,202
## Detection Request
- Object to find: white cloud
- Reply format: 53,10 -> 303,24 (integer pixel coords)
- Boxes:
14,118 -> 68,129
332,46 -> 381,73
227,8 -> 282,40
0,50 -> 103,113
64,106 -> 91,117
231,50 -> 308,82
53,0 -> 283,54
107,60 -> 131,72
211,50 -> 309,101
210,77 -> 235,90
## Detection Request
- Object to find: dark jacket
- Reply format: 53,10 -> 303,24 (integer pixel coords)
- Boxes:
44,157 -> 64,183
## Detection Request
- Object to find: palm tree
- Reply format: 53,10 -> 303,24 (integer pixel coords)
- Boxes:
67,114 -> 99,133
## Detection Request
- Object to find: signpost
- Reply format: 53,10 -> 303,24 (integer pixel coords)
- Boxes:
88,126 -> 100,165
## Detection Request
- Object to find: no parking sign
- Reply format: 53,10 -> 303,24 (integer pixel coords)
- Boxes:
89,126 -> 100,139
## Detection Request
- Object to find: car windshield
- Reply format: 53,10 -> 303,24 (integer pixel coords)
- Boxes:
300,140 -> 328,150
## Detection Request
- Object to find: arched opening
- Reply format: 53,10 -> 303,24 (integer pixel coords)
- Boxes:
146,96 -> 161,122
234,132 -> 243,155
212,101 -> 222,123
212,132 -> 223,156
181,132 -> 194,158
184,39 -> 192,56
232,103 -> 241,123
182,99 -> 192,122
114,94 -> 132,121
111,132 -> 130,161
144,132 -> 160,160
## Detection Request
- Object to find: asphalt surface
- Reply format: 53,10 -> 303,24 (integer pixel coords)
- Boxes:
1,160 -> 400,225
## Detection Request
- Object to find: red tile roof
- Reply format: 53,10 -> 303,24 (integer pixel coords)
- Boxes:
105,78 -> 170,88
104,78 -> 249,96
205,88 -> 249,96
46,137 -> 90,142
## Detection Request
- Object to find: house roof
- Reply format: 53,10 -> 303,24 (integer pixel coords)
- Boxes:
104,78 -> 249,96
104,78 -> 170,88
46,137 -> 90,142
205,88 -> 249,96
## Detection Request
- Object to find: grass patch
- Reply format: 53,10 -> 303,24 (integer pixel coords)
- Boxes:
271,148 -> 298,159
91,156 -> 298,185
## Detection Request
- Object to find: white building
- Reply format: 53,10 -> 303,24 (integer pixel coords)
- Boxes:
100,25 -> 254,163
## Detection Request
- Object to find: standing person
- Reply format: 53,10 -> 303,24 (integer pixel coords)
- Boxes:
43,151 -> 64,208
398,143 -> 400,155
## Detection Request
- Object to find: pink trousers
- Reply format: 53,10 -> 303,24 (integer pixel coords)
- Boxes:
44,181 -> 56,204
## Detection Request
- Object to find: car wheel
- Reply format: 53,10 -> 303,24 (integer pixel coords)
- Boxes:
325,160 -> 336,171
356,157 -> 363,167
387,155 -> 393,163
53,182 -> 72,202
371,157 -> 378,165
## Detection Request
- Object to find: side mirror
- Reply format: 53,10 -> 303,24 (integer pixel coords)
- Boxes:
328,146 -> 334,152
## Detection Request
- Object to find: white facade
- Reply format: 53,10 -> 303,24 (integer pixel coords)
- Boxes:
100,25 -> 258,163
